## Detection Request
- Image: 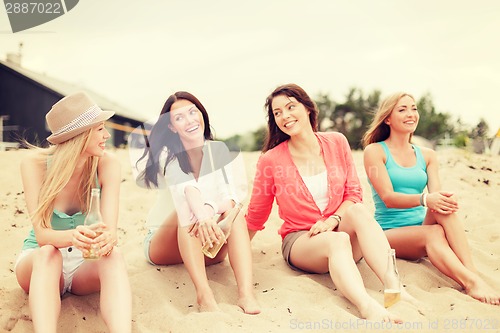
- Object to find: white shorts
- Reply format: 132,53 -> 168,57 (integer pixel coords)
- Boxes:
15,246 -> 85,295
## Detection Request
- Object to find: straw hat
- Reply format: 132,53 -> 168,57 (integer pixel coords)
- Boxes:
46,92 -> 114,144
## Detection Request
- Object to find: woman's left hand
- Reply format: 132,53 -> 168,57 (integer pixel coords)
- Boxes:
427,191 -> 458,215
189,216 -> 225,248
93,223 -> 117,257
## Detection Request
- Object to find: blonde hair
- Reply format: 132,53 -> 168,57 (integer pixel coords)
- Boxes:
31,129 -> 99,228
362,92 -> 415,148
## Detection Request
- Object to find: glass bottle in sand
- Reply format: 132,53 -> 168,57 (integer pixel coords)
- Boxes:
384,248 -> 401,307
202,202 -> 243,259
82,188 -> 103,260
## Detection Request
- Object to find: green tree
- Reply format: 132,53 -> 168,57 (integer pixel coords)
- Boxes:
414,93 -> 453,141
450,117 -> 469,148
251,126 -> 267,151
314,93 -> 335,131
321,88 -> 380,149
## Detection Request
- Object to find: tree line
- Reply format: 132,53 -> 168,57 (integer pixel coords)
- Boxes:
223,88 -> 490,152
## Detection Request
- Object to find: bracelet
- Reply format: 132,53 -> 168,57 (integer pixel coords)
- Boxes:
330,214 -> 341,224
419,193 -> 428,207
204,201 -> 218,215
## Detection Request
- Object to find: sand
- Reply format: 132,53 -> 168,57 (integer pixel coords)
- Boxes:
0,148 -> 499,333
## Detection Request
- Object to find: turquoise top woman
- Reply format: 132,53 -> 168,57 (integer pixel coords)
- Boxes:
363,92 -> 499,306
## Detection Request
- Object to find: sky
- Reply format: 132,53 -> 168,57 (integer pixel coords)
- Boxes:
1,0 -> 499,138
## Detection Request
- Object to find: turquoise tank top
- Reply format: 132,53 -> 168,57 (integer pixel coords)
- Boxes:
22,172 -> 100,250
369,141 -> 427,230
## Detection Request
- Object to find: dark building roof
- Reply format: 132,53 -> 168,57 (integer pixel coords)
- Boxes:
0,59 -> 146,123
0,57 -> 147,147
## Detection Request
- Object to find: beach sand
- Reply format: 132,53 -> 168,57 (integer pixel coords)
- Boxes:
0,148 -> 499,333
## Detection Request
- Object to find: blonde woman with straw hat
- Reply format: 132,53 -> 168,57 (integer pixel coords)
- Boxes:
14,92 -> 132,332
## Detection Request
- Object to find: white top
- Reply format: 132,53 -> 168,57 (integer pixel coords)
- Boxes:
301,170 -> 328,213
143,141 -> 244,228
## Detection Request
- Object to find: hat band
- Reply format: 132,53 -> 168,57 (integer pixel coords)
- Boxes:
52,105 -> 102,136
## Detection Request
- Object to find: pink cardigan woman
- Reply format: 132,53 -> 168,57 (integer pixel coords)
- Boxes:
245,83 -> 407,322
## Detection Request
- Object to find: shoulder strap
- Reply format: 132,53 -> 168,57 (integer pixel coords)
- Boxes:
378,141 -> 390,157
412,145 -> 427,170
95,171 -> 100,189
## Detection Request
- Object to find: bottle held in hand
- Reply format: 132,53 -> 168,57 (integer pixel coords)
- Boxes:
384,248 -> 401,308
82,188 -> 103,260
202,203 -> 243,259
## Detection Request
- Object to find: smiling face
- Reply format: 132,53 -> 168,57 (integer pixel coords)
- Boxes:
386,95 -> 419,134
271,95 -> 312,137
168,99 -> 205,146
85,122 -> 110,157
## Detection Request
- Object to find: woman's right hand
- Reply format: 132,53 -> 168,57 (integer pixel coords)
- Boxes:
308,217 -> 337,237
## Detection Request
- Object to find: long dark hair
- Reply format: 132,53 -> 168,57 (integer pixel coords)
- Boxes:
263,83 -> 318,152
138,91 -> 213,188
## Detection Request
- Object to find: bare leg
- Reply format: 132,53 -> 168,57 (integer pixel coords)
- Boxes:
386,225 -> 500,305
15,246 -> 63,333
148,212 -> 250,311
227,214 -> 260,314
428,211 -> 476,272
338,204 -> 390,281
72,248 -> 132,333
290,231 -> 401,322
148,212 -> 184,265
177,226 -> 221,311
338,204 -> 421,308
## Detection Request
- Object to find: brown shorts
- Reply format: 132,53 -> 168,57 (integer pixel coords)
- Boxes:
281,230 -> 309,272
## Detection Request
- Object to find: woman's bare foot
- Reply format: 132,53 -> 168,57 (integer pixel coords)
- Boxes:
237,295 -> 261,315
465,277 -> 500,305
401,288 -> 429,315
197,293 -> 222,312
358,298 -> 402,323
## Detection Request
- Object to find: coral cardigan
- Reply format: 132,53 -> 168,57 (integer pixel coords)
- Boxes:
245,132 -> 362,239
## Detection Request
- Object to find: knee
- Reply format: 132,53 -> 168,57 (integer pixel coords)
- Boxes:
326,231 -> 351,252
436,212 -> 458,227
343,203 -> 372,224
103,247 -> 125,263
426,225 -> 446,244
33,245 -> 62,268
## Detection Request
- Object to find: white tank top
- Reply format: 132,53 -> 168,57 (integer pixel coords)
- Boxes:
301,170 -> 328,213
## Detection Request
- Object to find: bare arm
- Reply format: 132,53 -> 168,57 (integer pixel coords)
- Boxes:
21,152 -> 74,248
93,152 -> 122,254
363,143 -> 422,208
422,148 -> 458,214
98,152 -> 121,235
184,185 -> 217,221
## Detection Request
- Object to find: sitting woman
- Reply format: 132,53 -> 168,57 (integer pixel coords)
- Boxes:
15,92 -> 132,333
245,83 -> 404,322
362,92 -> 499,305
135,91 -> 260,314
